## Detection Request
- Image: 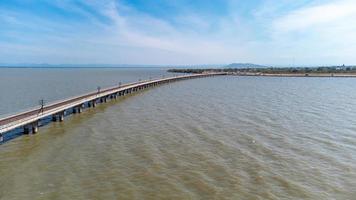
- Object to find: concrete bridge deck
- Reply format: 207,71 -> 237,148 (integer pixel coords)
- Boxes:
0,73 -> 227,142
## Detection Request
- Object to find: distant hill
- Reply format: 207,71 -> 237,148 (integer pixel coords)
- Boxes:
225,63 -> 267,68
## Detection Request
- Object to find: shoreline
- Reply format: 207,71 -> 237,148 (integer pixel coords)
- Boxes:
167,67 -> 356,78
231,72 -> 356,78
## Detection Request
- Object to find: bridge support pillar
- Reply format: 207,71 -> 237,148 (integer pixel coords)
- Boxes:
92,100 -> 97,107
24,121 -> 39,134
59,112 -> 65,122
52,114 -> 57,122
78,105 -> 83,113
0,134 -> 3,143
24,126 -> 30,134
32,122 -> 38,134
52,111 -> 65,121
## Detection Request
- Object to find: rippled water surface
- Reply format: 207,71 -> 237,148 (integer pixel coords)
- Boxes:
0,69 -> 356,199
0,68 -> 172,116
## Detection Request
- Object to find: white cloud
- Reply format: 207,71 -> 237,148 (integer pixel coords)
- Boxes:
1,0 -> 355,65
258,0 -> 356,65
273,0 -> 356,32
94,1 -> 242,64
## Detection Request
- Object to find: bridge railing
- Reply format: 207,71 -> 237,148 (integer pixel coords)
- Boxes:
0,72 -> 227,133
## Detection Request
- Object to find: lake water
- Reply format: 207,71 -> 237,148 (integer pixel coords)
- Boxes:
0,68 -> 173,117
0,68 -> 355,199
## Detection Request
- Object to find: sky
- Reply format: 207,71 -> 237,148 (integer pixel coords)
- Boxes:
0,0 -> 355,66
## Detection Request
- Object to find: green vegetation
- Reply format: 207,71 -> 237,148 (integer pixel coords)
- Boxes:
168,66 -> 356,74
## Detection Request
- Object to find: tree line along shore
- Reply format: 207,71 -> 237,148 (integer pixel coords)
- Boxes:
168,66 -> 356,77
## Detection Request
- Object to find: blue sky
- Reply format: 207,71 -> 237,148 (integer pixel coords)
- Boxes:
0,0 -> 355,66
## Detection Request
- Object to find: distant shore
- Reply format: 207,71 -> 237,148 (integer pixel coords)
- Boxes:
230,72 -> 356,77
168,67 -> 356,77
